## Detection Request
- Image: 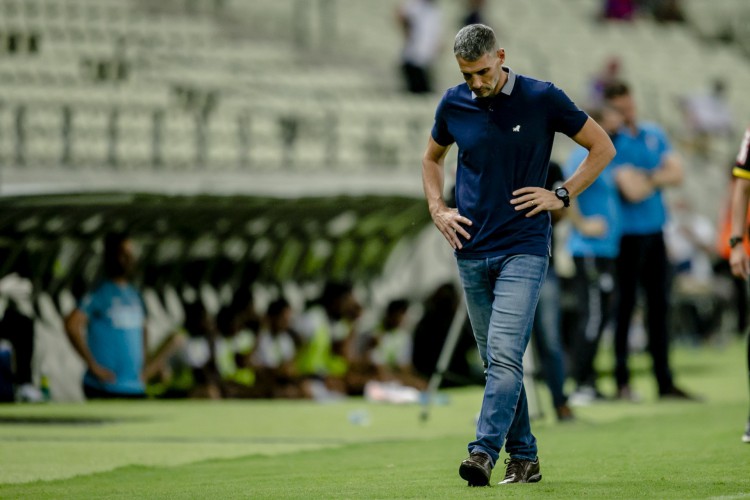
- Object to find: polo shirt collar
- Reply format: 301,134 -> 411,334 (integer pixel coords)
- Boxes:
471,66 -> 516,100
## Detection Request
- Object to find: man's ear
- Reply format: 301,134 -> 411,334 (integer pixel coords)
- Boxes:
496,48 -> 505,65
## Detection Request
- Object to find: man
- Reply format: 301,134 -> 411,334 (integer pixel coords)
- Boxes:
728,124 -> 750,443
603,81 -> 694,401
565,106 -> 624,405
422,24 -> 615,486
64,233 -> 148,399
396,0 -> 442,94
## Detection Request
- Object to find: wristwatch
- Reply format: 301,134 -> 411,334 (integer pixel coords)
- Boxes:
729,235 -> 744,249
554,186 -> 570,208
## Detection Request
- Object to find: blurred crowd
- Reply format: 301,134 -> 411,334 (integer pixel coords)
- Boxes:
0,0 -> 747,420
0,230 -> 485,404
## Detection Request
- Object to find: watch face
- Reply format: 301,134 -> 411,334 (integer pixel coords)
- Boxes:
555,187 -> 569,197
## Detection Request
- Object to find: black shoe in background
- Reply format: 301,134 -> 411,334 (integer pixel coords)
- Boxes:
659,385 -> 702,401
555,404 -> 575,422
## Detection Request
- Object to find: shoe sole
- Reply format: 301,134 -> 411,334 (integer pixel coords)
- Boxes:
458,462 -> 490,487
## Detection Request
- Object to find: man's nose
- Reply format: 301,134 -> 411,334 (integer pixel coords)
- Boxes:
470,76 -> 482,89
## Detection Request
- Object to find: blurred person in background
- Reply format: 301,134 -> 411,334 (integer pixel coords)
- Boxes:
588,56 -> 622,108
369,299 -> 426,390
214,287 -> 259,397
565,106 -> 623,406
664,198 -> 723,342
250,297 -> 304,398
179,300 -> 221,399
410,282 -> 479,385
294,281 -> 361,399
602,0 -> 636,21
604,80 -> 696,401
716,171 -> 750,337
651,0 -> 685,23
727,124 -> 750,443
144,299 -> 224,399
0,294 -> 41,402
396,0 -> 442,94
531,161 -> 575,422
423,24 -> 614,486
461,0 -> 487,27
678,78 -> 733,158
64,232 -> 148,399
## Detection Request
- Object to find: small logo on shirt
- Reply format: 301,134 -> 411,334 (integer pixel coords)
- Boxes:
512,125 -> 521,132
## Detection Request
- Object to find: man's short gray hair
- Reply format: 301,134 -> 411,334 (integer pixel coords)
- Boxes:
453,24 -> 497,61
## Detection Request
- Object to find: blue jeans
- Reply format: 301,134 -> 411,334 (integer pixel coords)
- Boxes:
457,254 -> 548,467
533,266 -> 568,408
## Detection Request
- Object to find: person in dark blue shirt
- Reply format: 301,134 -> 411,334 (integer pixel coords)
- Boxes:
604,81 -> 696,402
65,233 -> 148,399
422,24 -> 615,487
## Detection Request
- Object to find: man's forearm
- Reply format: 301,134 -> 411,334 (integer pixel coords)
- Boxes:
650,153 -> 683,188
422,158 -> 447,215
67,329 -> 97,369
64,311 -> 96,368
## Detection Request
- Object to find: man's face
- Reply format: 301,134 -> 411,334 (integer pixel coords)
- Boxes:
457,49 -> 505,98
601,106 -> 624,135
271,307 -> 292,333
607,93 -> 637,126
118,239 -> 137,278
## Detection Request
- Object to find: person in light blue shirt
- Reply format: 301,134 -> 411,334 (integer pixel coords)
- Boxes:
65,233 -> 147,399
604,81 -> 696,401
564,106 -> 623,404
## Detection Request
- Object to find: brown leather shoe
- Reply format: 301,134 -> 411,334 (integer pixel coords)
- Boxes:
498,457 -> 542,484
459,452 -> 492,486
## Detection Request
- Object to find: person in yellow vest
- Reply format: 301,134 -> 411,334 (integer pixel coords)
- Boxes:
295,282 -> 361,399
215,287 -> 260,397
250,297 -> 304,398
369,299 -> 426,391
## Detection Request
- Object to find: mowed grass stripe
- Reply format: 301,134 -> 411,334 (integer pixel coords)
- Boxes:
0,338 -> 747,497
1,407 -> 748,500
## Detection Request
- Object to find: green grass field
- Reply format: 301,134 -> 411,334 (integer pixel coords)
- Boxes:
1,339 -> 748,499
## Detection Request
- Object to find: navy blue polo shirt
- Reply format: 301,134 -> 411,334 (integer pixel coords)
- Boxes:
431,67 -> 588,259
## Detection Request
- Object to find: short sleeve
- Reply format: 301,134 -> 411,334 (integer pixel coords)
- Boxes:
654,126 -> 673,156
78,289 -> 101,318
547,84 -> 588,138
430,92 -> 455,147
733,127 -> 750,180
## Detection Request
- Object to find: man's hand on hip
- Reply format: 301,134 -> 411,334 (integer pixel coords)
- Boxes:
511,187 -> 564,217
431,206 -> 473,250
